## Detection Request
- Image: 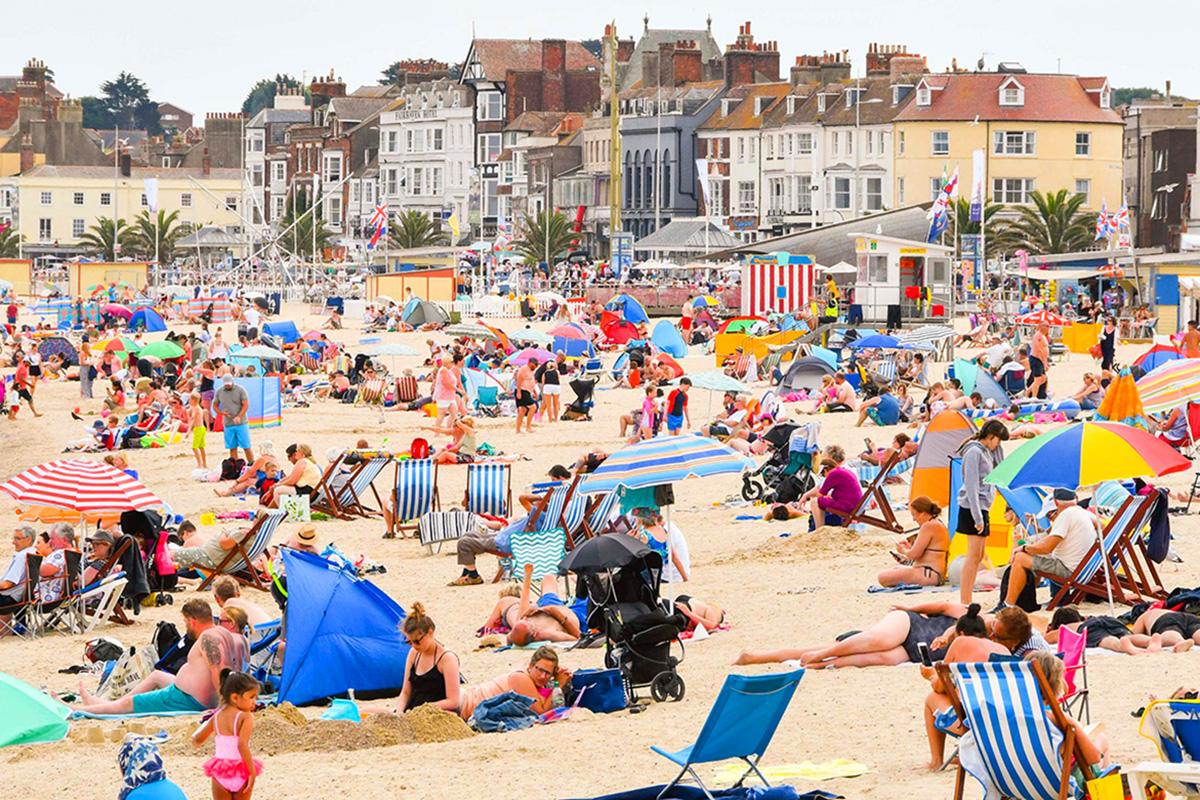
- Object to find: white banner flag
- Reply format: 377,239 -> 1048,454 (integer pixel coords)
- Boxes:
695,158 -> 712,212
143,178 -> 159,213
969,149 -> 985,222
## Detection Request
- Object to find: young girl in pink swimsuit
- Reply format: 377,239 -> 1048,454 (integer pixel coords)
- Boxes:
194,670 -> 262,799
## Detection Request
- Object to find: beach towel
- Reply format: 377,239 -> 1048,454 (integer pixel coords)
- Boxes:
569,786 -> 839,800
71,708 -> 208,720
866,583 -> 956,594
713,760 -> 869,783
469,691 -> 539,733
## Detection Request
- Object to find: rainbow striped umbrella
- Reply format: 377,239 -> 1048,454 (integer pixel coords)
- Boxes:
1136,359 -> 1200,415
984,422 -> 1189,490
578,433 -> 753,494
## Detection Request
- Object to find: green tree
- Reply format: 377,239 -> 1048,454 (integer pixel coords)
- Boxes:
515,211 -> 575,266
242,74 -> 303,116
78,218 -> 137,261
0,225 -> 20,258
1112,87 -> 1164,107
129,210 -> 184,264
388,209 -> 446,249
999,189 -> 1096,256
949,198 -> 1022,260
379,61 -> 460,85
278,190 -> 333,259
81,96 -> 116,130
99,72 -> 160,134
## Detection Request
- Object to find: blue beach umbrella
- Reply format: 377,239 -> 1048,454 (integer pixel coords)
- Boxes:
578,433 -> 753,495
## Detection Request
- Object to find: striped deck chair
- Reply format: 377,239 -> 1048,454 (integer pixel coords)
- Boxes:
197,510 -> 286,592
466,462 -> 511,517
940,659 -> 1096,800
1039,492 -> 1156,609
851,455 -> 914,484
843,449 -> 906,534
355,377 -> 387,406
308,454 -> 351,518
579,489 -> 620,540
393,458 -> 440,535
417,509 -> 477,555
1129,699 -> 1200,798
330,453 -> 393,518
395,374 -> 420,403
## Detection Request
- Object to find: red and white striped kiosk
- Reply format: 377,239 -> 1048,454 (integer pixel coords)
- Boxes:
740,254 -> 817,316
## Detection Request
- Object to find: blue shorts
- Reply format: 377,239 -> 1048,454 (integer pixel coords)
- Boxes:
666,413 -> 684,431
223,422 -> 251,450
539,592 -> 589,630
131,683 -> 207,714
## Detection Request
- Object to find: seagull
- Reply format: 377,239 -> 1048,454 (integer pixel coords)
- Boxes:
969,114 -> 981,126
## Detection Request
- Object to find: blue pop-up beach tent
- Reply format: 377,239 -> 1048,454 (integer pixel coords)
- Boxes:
276,550 -> 410,706
651,320 -> 687,358
262,320 -> 300,344
128,307 -> 167,333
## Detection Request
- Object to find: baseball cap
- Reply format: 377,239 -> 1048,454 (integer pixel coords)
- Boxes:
1053,487 -> 1077,503
221,374 -> 234,386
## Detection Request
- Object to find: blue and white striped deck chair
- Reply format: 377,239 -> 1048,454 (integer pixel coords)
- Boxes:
197,510 -> 286,592
1131,699 -> 1200,798
1041,492 -> 1156,610
336,454 -> 393,518
947,660 -> 1093,800
579,489 -> 620,540
466,462 -> 511,517
851,455 -> 914,485
650,669 -> 805,800
394,459 -> 440,535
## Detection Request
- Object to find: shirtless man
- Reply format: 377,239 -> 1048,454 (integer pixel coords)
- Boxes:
514,358 -> 538,434
74,599 -> 247,714
212,575 -> 274,627
483,564 -> 582,645
1131,607 -> 1200,651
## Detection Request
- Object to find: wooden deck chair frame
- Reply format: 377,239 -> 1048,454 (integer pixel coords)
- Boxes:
1111,492 -> 1170,602
324,453 -> 393,519
525,476 -> 582,549
0,553 -> 44,639
579,489 -> 621,540
197,511 -> 285,593
1038,493 -> 1157,609
466,462 -> 512,518
309,453 -> 352,518
936,660 -> 1095,800
393,459 -> 441,536
844,449 -> 906,534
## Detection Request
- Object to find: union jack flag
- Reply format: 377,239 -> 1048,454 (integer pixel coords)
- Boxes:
1115,202 -> 1130,231
366,202 -> 388,249
1095,201 -> 1111,240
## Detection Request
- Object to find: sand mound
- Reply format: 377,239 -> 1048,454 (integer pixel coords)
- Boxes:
714,525 -> 887,565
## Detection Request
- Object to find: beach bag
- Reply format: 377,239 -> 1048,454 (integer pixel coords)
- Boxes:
1089,342 -> 1102,359
220,457 -> 245,481
569,668 -> 627,713
280,493 -> 311,523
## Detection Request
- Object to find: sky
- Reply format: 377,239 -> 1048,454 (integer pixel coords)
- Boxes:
4,0 -> 1196,118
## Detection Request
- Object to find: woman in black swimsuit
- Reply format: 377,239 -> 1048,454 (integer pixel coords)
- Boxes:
390,603 -> 462,713
734,604 -> 963,668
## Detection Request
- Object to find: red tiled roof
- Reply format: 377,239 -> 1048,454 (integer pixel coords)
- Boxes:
468,39 -> 599,82
895,73 -> 1120,124
699,82 -> 790,131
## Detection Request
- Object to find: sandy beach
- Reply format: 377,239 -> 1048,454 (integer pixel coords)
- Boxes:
2,305 -> 1198,800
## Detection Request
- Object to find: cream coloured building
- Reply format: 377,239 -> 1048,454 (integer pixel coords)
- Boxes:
893,71 -> 1122,210
14,164 -> 242,256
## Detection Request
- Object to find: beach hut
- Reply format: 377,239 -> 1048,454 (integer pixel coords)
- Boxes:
850,234 -> 954,323
128,307 -> 166,333
262,320 -> 300,345
651,320 -> 687,358
366,267 -> 457,305
779,356 -> 835,393
741,254 -> 816,316
275,549 -> 409,706
909,409 -> 974,507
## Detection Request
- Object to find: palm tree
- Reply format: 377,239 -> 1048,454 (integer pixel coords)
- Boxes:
129,209 -> 184,264
389,209 -> 446,249
278,190 -> 333,259
949,198 -> 1022,260
515,211 -> 575,266
78,218 -> 137,261
0,225 -> 19,258
1000,189 -> 1096,255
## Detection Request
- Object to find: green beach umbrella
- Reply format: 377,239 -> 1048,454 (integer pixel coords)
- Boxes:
0,672 -> 69,748
137,340 -> 185,360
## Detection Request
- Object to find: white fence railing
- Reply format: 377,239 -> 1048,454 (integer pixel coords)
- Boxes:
450,297 -> 587,319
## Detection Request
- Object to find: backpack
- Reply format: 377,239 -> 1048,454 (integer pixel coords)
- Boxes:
152,621 -> 192,674
220,457 -> 246,481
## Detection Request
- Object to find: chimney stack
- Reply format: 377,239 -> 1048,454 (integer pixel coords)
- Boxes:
201,147 -> 211,176
19,134 -> 34,174
119,151 -> 132,178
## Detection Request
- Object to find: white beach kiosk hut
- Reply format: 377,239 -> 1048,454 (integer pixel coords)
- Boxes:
848,233 -> 954,325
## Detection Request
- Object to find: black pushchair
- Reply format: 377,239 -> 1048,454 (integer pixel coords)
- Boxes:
561,377 -> 597,421
741,421 -> 817,503
559,534 -> 686,703
120,510 -> 177,601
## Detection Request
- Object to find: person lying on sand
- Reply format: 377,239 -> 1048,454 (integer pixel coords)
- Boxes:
1131,608 -> 1200,650
1046,607 -> 1174,655
457,646 -> 572,721
673,595 -> 725,631
482,565 -> 583,645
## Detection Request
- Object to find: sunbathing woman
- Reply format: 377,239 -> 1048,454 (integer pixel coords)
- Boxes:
733,602 -> 968,668
1046,607 -> 1164,655
674,595 -> 725,631
457,646 -> 572,721
878,496 -> 949,587
482,565 -> 583,645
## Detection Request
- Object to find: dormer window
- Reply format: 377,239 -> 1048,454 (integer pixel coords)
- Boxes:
892,85 -> 912,105
817,95 -> 826,113
722,98 -> 736,116
916,85 -> 931,106
845,88 -> 863,109
999,78 -> 1025,107
1100,87 -> 1111,109
786,96 -> 796,114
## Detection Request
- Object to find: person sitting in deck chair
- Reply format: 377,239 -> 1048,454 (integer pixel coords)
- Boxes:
997,488 -> 1101,611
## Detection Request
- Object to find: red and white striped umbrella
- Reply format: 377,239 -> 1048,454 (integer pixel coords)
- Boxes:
1015,309 -> 1072,327
0,459 -> 161,513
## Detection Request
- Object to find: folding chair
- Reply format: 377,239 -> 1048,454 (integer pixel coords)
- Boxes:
393,458 -> 440,536
509,526 -> 567,585
578,489 -> 620,540
650,668 -> 805,800
197,510 -> 286,592
417,509 -> 478,555
355,377 -> 387,407
315,453 -> 392,519
1129,699 -> 1200,798
474,386 -> 500,417
843,449 -> 906,534
1056,625 -> 1090,725
466,462 -> 511,517
76,573 -> 129,633
1038,493 -> 1157,609
44,549 -> 83,634
309,454 -> 351,518
0,553 -> 44,639
395,374 -> 420,404
940,659 -> 1096,800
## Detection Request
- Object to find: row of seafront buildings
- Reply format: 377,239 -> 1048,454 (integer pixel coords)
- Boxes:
0,19 -> 1196,264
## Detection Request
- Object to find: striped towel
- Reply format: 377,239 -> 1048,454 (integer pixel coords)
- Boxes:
510,527 -> 567,580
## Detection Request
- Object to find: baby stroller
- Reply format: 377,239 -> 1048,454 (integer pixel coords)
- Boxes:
741,421 -> 818,503
120,509 -> 177,603
561,377 -> 597,421
559,534 -> 686,703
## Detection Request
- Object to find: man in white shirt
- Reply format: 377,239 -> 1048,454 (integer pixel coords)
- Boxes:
1000,488 -> 1100,607
0,526 -> 37,626
242,304 -> 262,336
